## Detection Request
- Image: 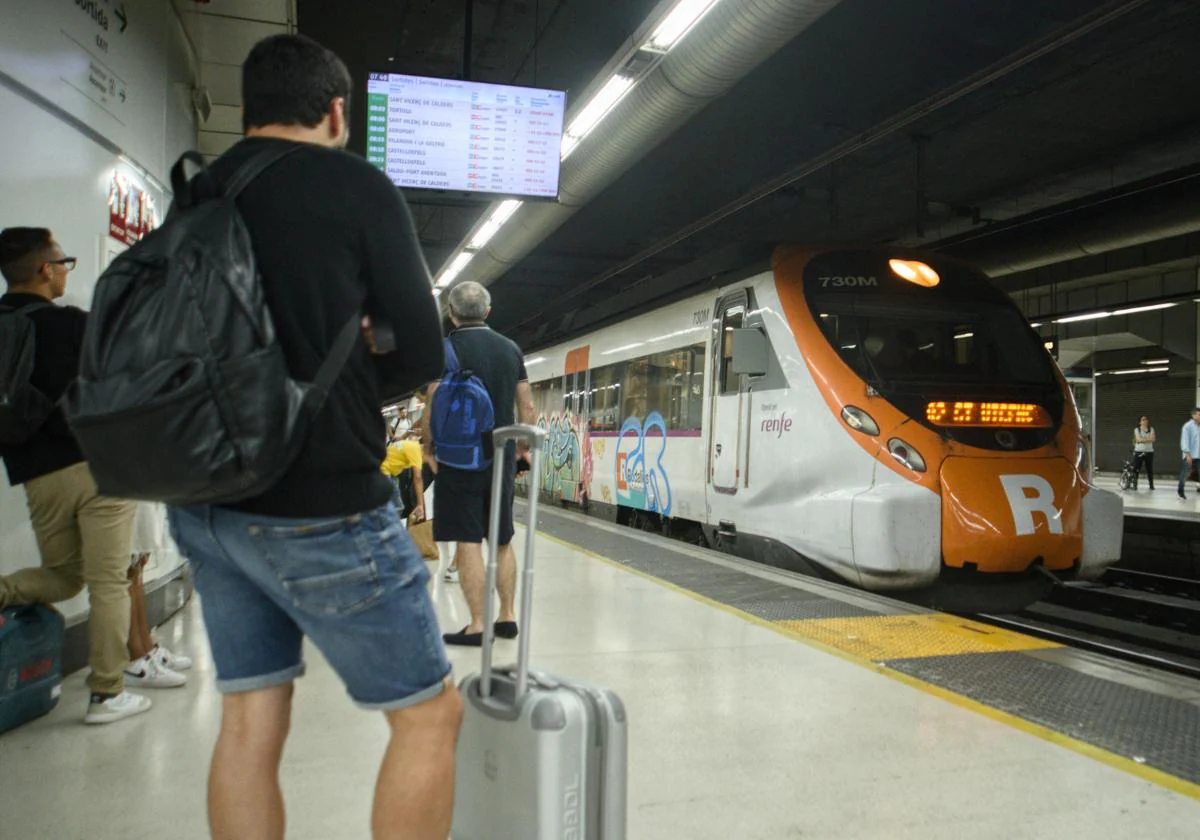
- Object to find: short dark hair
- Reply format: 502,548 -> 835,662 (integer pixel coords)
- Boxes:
0,227 -> 53,286
242,34 -> 353,132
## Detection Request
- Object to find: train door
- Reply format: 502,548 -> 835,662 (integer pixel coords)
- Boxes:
709,291 -> 749,494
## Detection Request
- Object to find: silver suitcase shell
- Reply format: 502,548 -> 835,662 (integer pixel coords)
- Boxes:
451,425 -> 628,840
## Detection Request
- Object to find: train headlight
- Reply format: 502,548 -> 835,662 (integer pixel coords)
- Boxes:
889,259 -> 940,288
841,406 -> 879,436
888,438 -> 927,473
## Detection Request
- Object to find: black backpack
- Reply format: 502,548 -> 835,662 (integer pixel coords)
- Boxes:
0,301 -> 54,445
61,147 -> 361,505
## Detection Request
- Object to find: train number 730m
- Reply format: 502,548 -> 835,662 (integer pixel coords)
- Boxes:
820,275 -> 878,288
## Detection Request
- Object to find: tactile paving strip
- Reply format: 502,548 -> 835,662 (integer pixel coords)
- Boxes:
778,614 -> 1061,659
887,652 -> 1200,785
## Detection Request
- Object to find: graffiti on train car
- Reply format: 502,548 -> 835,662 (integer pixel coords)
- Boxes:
531,412 -> 593,503
616,412 -> 672,516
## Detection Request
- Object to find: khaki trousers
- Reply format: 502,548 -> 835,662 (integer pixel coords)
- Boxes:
0,462 -> 135,695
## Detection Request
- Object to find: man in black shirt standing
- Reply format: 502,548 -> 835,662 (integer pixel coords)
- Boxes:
0,228 -> 146,725
428,281 -> 536,647
164,35 -> 461,840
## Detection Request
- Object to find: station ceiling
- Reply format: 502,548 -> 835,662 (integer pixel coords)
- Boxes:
298,0 -> 1200,351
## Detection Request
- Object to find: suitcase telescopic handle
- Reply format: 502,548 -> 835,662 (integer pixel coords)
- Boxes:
480,424 -> 547,701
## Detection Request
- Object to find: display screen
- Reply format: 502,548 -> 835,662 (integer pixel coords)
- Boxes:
365,73 -> 566,198
926,401 -> 1052,428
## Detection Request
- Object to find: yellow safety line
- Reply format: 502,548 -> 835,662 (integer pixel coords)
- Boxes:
535,529 -> 1200,802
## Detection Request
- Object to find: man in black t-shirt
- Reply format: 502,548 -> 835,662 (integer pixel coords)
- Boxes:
163,35 -> 461,839
427,281 -> 536,647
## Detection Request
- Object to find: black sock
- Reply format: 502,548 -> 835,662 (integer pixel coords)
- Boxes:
90,692 -> 116,704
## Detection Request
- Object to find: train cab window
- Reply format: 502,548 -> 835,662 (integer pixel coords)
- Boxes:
815,301 -> 1056,388
719,306 -> 746,394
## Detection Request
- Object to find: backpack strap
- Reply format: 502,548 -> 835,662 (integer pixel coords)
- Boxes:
169,145 -> 303,208
0,301 -> 52,316
223,145 -> 304,199
443,337 -> 460,375
303,314 -> 365,413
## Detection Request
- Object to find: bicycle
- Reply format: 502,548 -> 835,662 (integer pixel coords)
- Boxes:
1118,454 -> 1138,491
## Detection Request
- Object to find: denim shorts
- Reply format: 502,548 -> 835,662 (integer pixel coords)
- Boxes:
167,503 -> 451,710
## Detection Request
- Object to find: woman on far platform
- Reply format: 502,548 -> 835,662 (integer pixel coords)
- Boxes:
1133,415 -> 1156,490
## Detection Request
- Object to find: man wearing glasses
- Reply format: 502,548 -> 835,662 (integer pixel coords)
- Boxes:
0,227 -> 148,725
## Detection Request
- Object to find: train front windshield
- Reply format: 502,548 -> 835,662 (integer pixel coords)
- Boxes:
816,301 -> 1057,390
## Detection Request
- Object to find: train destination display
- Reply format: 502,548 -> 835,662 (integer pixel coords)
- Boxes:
366,73 -> 566,198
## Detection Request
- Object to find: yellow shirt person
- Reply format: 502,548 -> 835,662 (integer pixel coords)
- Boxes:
382,439 -> 426,522
382,439 -> 422,476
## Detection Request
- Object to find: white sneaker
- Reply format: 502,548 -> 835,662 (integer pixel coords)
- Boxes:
443,567 -> 459,584
124,655 -> 187,689
84,691 -> 152,725
152,644 -> 193,672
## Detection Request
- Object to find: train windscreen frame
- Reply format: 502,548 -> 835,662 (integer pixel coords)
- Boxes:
801,251 -> 1064,449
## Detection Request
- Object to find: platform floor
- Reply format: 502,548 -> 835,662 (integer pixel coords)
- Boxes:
1095,472 -> 1200,521
2,512 -> 1200,839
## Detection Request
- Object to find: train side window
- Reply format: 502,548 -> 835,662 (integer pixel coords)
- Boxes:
588,363 -> 624,432
719,306 -> 746,395
532,377 -> 563,420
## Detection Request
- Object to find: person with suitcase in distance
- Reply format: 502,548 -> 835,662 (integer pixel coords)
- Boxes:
155,36 -> 462,840
425,281 -> 537,647
0,227 -> 146,725
452,425 -> 629,840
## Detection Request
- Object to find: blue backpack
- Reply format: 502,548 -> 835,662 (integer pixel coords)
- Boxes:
430,337 -> 495,471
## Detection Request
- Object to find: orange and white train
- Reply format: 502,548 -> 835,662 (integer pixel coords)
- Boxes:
522,245 -> 1123,610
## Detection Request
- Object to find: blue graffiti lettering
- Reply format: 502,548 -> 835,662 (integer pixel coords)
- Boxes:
616,412 -> 672,516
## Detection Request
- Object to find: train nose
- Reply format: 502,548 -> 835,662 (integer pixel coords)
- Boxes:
940,456 -> 1084,573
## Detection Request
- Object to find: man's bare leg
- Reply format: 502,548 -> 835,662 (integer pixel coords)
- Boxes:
456,542 -> 487,634
372,681 -> 463,840
495,543 -> 517,624
209,683 -> 293,840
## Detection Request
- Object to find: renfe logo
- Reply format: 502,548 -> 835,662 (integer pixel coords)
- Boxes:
999,475 -> 1063,535
760,412 -> 793,438
563,772 -> 581,839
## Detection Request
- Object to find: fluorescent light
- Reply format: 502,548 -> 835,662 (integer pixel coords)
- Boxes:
647,0 -> 724,51
561,75 -> 635,160
435,251 -> 474,288
1107,366 -> 1169,375
1055,311 -> 1111,324
524,356 -> 546,366
1029,322 -> 1044,328
954,332 -> 974,340
467,200 -> 523,250
1140,358 -> 1170,365
602,341 -> 645,356
1111,302 -> 1177,316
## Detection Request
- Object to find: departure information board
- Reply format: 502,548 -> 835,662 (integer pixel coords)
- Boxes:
365,73 -> 566,198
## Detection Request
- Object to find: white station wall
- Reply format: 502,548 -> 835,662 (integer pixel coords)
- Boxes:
0,0 -> 198,618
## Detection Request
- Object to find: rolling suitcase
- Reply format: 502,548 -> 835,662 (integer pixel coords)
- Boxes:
452,424 -> 628,840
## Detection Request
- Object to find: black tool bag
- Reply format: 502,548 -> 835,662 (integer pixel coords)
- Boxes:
62,147 -> 360,505
0,301 -> 54,445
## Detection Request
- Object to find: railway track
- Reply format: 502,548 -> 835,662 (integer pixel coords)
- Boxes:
980,568 -> 1200,679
